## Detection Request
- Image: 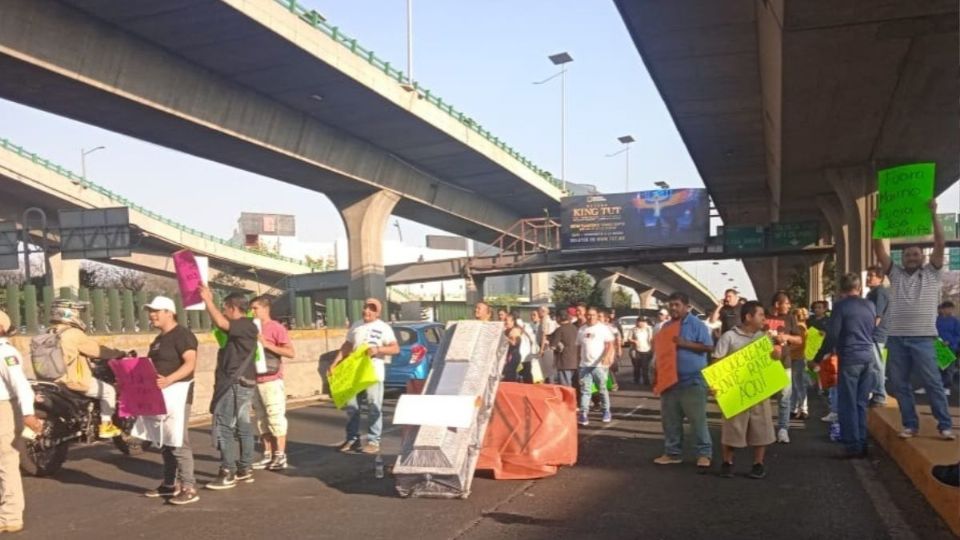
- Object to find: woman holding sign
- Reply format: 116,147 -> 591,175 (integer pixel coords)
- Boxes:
140,296 -> 199,505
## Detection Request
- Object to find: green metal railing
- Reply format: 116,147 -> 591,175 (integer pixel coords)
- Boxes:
0,137 -> 319,270
274,0 -> 566,193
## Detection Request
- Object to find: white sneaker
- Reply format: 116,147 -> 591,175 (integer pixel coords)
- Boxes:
777,428 -> 790,444
821,412 -> 838,423
252,453 -> 273,470
898,428 -> 918,439
945,389 -> 952,397
914,388 -> 926,395
939,429 -> 957,441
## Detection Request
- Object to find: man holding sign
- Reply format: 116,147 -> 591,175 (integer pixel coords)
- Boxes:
812,274 -> 878,458
331,298 -> 399,455
200,287 -> 260,490
873,199 -> 955,441
712,301 -> 776,480
652,292 -> 714,470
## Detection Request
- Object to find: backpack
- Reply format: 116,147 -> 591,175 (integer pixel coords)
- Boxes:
30,328 -> 68,381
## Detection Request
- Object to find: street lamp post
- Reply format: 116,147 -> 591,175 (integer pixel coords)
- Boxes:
80,146 -> 105,182
534,52 -> 573,191
605,135 -> 634,192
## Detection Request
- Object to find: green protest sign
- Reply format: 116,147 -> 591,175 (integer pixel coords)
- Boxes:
935,339 -> 957,371
803,328 -> 825,361
873,163 -> 935,239
702,337 -> 788,419
329,344 -> 378,409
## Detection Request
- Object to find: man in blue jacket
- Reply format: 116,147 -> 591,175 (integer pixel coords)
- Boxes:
936,301 -> 959,396
815,273 -> 877,459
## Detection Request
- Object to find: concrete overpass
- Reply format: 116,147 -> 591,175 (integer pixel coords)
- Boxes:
615,0 -> 958,302
0,137 -> 314,292
0,0 -> 572,301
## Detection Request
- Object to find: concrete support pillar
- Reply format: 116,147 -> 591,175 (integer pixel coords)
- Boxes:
743,258 -> 778,307
595,275 -> 617,308
529,272 -> 550,303
332,190 -> 400,302
807,257 -> 825,305
825,166 -> 877,276
638,289 -> 657,310
47,252 -> 80,294
465,275 -> 486,306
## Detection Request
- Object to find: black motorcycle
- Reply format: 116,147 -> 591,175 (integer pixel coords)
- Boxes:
18,364 -> 142,477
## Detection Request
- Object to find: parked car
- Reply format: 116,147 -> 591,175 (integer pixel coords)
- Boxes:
616,316 -> 638,338
384,321 -> 446,389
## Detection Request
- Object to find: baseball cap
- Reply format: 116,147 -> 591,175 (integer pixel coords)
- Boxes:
0,310 -> 10,334
363,298 -> 382,313
143,296 -> 177,313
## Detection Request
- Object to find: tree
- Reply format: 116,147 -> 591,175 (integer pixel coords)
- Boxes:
80,261 -> 146,290
210,271 -> 246,292
551,271 -> 598,307
784,263 -> 808,307
612,286 -> 634,311
485,293 -> 522,310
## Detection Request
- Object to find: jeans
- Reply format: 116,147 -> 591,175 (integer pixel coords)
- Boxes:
162,405 -> 195,488
870,342 -> 887,404
776,367 -> 793,431
578,366 -> 609,414
83,379 -> 116,423
345,380 -> 384,444
837,362 -> 875,455
660,383 -> 712,458
790,360 -> 808,414
554,369 -> 577,387
632,351 -> 652,385
213,383 -> 255,473
829,386 -> 838,414
887,337 -> 953,432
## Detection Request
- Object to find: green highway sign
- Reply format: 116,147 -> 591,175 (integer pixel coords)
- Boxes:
723,225 -> 766,254
900,213 -> 958,243
892,250 -> 903,265
771,221 -> 819,249
950,247 -> 960,271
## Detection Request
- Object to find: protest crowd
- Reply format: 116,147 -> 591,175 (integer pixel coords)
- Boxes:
0,203 -> 958,534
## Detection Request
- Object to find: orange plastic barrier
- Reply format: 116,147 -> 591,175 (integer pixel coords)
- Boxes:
477,382 -> 578,480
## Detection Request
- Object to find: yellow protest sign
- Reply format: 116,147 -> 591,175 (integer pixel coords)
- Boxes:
329,344 -> 379,409
803,328 -> 825,361
702,336 -> 788,419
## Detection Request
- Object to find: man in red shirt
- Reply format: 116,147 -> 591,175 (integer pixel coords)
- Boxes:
250,296 -> 295,471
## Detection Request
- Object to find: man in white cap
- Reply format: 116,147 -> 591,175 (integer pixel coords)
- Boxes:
0,310 -> 43,534
331,298 -> 399,454
141,296 -> 199,505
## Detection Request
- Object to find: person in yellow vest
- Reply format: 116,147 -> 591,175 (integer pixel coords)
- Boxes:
0,310 -> 44,534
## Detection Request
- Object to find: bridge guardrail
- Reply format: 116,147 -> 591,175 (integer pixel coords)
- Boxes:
0,137 -> 319,270
275,0 -> 566,193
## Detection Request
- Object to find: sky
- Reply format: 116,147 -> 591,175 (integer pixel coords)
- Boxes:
1,0 -> 957,301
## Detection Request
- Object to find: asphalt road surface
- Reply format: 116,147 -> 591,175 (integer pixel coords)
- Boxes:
16,377 -> 956,540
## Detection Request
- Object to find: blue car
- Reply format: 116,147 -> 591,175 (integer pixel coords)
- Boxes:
384,322 -> 446,389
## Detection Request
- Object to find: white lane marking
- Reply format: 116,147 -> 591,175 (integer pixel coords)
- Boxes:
850,458 -> 919,540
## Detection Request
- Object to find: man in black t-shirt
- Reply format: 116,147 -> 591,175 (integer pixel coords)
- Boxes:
141,296 -> 199,505
709,289 -> 741,336
200,287 -> 258,491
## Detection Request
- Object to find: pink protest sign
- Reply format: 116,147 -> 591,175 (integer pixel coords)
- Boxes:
108,357 -> 166,418
173,249 -> 203,307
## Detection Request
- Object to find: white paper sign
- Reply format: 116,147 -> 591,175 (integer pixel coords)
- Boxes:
184,256 -> 209,310
393,394 -> 478,429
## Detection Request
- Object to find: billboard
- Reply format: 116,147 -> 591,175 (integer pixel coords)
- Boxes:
561,189 -> 709,251
239,212 -> 296,237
